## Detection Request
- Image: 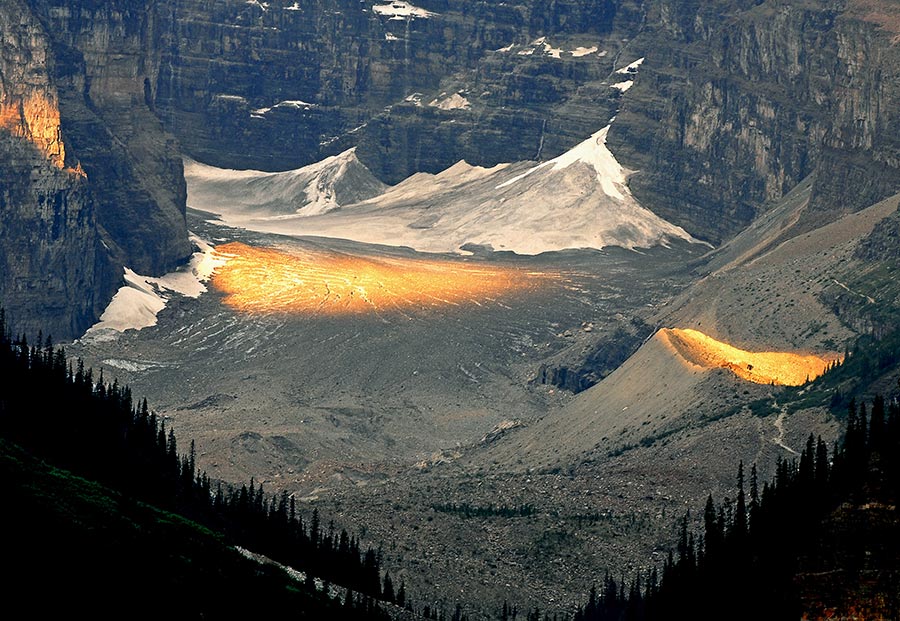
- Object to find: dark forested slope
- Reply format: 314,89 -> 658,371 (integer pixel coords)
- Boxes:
0,311 -> 397,619
571,394 -> 900,621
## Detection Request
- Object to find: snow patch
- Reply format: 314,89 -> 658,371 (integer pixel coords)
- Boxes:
185,148 -> 387,219
87,270 -> 167,335
544,42 -> 564,59
372,2 -> 435,19
429,92 -> 471,111
251,100 -> 317,116
611,80 -> 634,93
572,46 -> 599,57
615,57 -> 645,74
404,92 -> 425,105
83,235 -> 227,337
102,359 -> 169,372
516,38 -> 600,59
385,32 -> 400,41
299,151 -> 365,215
246,0 -> 269,10
275,100 -> 316,110
497,125 -> 628,200
517,37 -> 546,55
284,1 -> 300,9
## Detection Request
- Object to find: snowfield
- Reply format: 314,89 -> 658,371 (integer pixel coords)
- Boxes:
184,149 -> 386,218
429,92 -> 471,111
511,37 -> 602,59
616,57 -> 645,74
372,2 -> 435,19
185,127 -> 703,256
83,236 -> 228,338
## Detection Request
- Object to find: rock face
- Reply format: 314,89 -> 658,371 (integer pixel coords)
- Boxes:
157,0 -> 898,240
0,136 -> 114,340
536,320 -> 652,393
0,0 -> 113,338
29,0 -> 192,275
0,0 -> 191,338
857,204 -> 900,262
3,0 -> 897,335
608,0 -> 900,242
155,0 -> 643,180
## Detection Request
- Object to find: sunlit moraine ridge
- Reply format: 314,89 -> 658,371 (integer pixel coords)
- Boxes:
661,327 -> 843,386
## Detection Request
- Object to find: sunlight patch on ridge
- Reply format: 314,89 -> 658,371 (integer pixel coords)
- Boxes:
660,328 -> 842,386
211,242 -> 550,316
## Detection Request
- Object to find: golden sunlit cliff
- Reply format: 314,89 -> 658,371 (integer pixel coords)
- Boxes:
0,92 -> 66,169
1,0 -> 192,338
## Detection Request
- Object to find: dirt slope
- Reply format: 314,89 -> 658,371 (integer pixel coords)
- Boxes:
662,191 -> 900,352
476,191 -> 900,470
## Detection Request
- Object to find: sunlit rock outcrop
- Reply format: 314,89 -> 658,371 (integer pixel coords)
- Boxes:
0,93 -> 65,169
0,0 -> 191,338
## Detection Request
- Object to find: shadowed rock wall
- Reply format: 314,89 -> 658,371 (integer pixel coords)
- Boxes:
0,0 -> 190,338
158,0 -> 898,241
608,0 -> 900,242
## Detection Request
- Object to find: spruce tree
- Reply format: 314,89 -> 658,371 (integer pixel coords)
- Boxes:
382,572 -> 395,603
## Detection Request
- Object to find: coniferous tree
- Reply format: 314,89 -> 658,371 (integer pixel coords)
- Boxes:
397,580 -> 406,608
732,461 -> 748,544
382,572 -> 395,603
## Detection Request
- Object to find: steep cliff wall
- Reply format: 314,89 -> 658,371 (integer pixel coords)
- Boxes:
0,0 -> 114,338
5,0 -> 894,337
27,0 -> 192,274
159,0 -> 897,236
806,1 -> 900,229
1,0 -> 191,338
156,0 -> 643,180
608,0 -> 900,242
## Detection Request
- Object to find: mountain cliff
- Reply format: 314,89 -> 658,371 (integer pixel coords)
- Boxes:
155,0 -> 899,244
2,0 -> 897,330
0,0 -> 191,338
0,0 -> 113,338
155,0 -> 644,178
609,0 -> 900,242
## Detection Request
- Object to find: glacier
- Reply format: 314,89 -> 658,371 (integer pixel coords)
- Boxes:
185,128 -> 703,255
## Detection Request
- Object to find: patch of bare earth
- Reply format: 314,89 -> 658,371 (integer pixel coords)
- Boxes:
847,0 -> 900,40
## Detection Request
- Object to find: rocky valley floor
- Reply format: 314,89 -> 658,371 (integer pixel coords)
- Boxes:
70,212 -> 701,486
59,212 -> 705,614
64,189 -> 898,618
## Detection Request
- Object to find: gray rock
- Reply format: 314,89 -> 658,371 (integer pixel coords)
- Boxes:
0,0 -> 191,338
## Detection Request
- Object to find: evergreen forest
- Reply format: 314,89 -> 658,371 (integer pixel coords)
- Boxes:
0,310 -> 396,619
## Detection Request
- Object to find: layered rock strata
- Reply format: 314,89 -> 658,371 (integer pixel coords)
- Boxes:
609,0 -> 900,242
1,0 -> 191,338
